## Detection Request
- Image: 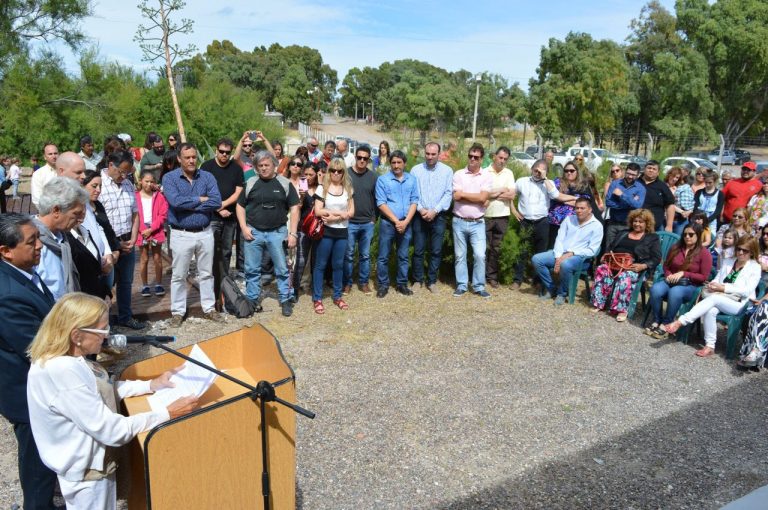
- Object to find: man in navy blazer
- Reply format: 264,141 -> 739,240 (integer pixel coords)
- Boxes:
0,213 -> 57,509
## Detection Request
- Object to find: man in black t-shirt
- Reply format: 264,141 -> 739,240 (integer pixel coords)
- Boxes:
641,160 -> 675,232
236,151 -> 300,317
344,145 -> 378,295
200,137 -> 244,308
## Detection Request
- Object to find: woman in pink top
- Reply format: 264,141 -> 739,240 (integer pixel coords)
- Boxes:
135,170 -> 169,297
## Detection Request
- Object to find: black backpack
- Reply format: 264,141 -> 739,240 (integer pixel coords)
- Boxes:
221,276 -> 260,318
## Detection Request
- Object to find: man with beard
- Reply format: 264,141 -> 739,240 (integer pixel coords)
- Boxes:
139,134 -> 165,180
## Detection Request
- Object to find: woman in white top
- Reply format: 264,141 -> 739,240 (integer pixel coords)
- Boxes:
312,157 -> 354,314
26,293 -> 198,509
665,236 -> 762,357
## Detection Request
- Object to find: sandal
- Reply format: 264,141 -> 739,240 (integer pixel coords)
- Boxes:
313,300 -> 325,315
651,325 -> 668,340
591,307 -> 602,313
616,312 -> 628,322
333,298 -> 349,310
695,347 -> 714,357
644,322 -> 659,336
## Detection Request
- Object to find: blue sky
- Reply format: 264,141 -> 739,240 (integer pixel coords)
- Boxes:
46,0 -> 676,89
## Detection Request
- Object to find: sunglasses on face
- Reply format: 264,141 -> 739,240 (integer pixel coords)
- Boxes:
563,169 -> 577,174
683,232 -> 697,238
218,149 -> 232,155
736,247 -> 750,254
611,169 -> 622,174
290,161 -> 302,167
308,143 -> 318,148
330,169 -> 344,174
468,155 -> 481,161
575,158 -> 584,161
242,144 -> 252,148
356,156 -> 370,161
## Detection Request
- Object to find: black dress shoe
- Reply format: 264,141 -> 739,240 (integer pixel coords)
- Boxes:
119,317 -> 147,330
377,287 -> 388,298
395,285 -> 414,296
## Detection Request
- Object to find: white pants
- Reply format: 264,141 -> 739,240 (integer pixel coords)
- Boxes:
169,228 -> 215,316
679,294 -> 745,349
58,473 -> 116,509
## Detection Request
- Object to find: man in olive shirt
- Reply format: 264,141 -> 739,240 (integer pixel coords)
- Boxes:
236,151 -> 300,317
344,145 -> 378,295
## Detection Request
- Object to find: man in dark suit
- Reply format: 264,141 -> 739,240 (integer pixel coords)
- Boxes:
0,213 -> 57,509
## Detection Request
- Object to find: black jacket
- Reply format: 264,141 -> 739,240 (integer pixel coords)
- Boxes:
608,231 -> 662,273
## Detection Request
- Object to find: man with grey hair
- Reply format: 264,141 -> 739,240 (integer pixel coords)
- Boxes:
163,142 -> 223,327
236,150 -> 300,317
336,138 -> 355,168
306,136 -> 322,164
34,177 -> 88,300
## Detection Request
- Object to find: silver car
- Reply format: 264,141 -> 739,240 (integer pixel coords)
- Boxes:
707,150 -> 736,165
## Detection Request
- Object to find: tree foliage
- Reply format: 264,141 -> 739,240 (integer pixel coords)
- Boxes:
527,32 -> 635,143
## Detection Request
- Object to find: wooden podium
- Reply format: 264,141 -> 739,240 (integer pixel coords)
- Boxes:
119,324 -> 296,510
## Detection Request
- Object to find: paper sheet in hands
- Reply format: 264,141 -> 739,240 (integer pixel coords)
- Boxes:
147,344 -> 217,412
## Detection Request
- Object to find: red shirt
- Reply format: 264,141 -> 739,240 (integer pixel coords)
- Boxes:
722,178 -> 762,222
664,246 -> 713,285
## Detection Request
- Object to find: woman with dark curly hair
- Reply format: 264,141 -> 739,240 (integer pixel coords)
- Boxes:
591,208 -> 661,321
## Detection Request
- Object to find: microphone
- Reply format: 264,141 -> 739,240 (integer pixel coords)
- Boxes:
104,335 -> 176,348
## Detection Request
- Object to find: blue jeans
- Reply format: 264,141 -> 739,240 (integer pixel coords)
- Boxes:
344,222 -> 375,286
412,214 -> 447,285
376,220 -> 412,289
672,219 -> 688,236
314,235 -> 348,301
243,226 -> 291,304
452,217 -> 486,292
114,247 -> 135,323
531,250 -> 586,297
650,280 -> 697,324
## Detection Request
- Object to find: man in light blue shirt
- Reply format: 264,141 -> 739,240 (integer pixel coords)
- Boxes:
33,177 -> 88,300
375,150 -> 419,297
410,142 -> 454,292
532,197 -> 603,305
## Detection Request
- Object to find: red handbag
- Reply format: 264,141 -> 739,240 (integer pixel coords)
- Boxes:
600,251 -> 635,276
301,210 -> 324,240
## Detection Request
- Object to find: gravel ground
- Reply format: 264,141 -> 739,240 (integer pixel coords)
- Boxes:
2,281 -> 768,509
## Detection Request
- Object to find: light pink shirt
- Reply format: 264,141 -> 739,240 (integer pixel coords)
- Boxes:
452,167 -> 493,219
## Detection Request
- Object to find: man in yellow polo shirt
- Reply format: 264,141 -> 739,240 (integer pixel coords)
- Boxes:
483,147 -> 516,288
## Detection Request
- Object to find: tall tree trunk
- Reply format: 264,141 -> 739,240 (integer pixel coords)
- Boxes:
160,2 -> 186,142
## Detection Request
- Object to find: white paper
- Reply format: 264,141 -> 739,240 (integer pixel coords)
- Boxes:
147,344 -> 218,412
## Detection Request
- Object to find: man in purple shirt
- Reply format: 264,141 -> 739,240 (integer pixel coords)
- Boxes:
452,143 -> 493,298
162,143 -> 223,327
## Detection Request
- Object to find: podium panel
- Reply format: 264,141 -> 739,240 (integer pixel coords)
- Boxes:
119,324 -> 296,509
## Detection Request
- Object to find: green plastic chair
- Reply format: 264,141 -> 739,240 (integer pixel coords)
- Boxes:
639,231 -> 680,310
567,257 -> 593,304
676,281 -> 767,359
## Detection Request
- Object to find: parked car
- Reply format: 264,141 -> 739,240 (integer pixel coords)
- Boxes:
734,149 -> 752,165
609,153 -> 648,166
509,151 -> 536,170
755,160 -> 768,177
684,150 -> 709,159
707,149 -> 736,165
661,157 -> 718,173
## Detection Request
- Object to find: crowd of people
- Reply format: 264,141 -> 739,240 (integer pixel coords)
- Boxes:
2,131 -> 768,508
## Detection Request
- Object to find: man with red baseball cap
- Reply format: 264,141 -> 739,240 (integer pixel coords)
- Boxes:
722,161 -> 762,223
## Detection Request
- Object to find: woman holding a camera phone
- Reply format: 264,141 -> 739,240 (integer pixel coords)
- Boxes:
645,224 -> 712,339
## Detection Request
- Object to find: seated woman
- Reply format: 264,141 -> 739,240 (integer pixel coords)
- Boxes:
739,292 -> 768,368
26,293 -> 198,509
591,208 -> 662,322
645,224 -> 712,339
665,235 -> 762,357
715,207 -> 749,248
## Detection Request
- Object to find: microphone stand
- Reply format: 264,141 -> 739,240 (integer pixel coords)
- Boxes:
146,339 -> 315,509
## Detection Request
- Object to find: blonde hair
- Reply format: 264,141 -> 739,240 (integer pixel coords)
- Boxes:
321,157 -> 354,198
28,293 -> 108,364
627,208 -> 656,233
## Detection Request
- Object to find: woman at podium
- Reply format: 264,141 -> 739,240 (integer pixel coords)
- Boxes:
25,292 -> 198,509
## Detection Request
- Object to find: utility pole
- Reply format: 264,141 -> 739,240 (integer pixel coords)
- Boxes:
472,74 -> 481,142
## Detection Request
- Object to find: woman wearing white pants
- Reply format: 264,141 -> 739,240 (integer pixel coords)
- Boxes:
665,236 -> 762,357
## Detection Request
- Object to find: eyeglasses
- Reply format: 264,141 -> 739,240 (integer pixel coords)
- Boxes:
736,247 -> 750,254
330,169 -> 345,174
290,161 -> 303,167
80,326 -> 110,337
218,149 -> 232,155
683,232 -> 697,238
468,155 -> 481,161
356,156 -> 370,161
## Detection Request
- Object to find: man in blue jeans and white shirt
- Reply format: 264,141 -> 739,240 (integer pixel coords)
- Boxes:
344,145 -> 378,295
410,142 -> 454,293
531,198 -> 603,305
375,150 -> 419,298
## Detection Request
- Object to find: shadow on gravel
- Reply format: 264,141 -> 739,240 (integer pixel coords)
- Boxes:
437,375 -> 768,510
